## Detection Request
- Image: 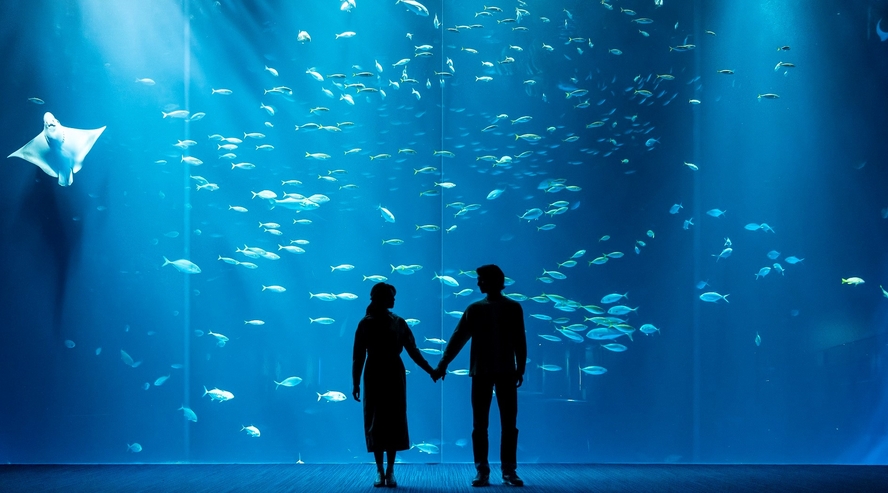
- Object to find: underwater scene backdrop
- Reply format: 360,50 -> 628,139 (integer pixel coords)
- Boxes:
1,0 -> 888,464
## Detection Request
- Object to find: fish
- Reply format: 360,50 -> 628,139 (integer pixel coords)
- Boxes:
841,277 -> 864,285
433,273 -> 459,287
413,442 -> 440,454
203,386 -> 235,402
274,376 -> 303,388
241,425 -> 261,438
580,366 -> 607,375
600,293 -> 628,304
699,292 -> 729,303
154,375 -> 171,386
120,350 -> 138,367
309,292 -> 339,301
378,205 -> 396,223
127,443 -> 142,453
713,248 -> 732,262
538,364 -> 563,372
639,324 -> 660,335
607,305 -> 637,316
8,112 -> 105,186
162,257 -> 201,274
396,0 -> 429,16
317,391 -> 347,402
163,110 -> 190,119
487,189 -> 505,200
178,406 -> 197,422
601,343 -> 627,352
519,208 -> 543,221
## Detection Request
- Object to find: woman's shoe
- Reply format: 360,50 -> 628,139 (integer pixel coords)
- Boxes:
385,471 -> 398,488
374,471 -> 386,487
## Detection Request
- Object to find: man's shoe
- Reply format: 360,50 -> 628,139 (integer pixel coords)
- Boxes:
502,473 -> 524,487
373,471 -> 385,487
385,471 -> 398,488
472,471 -> 490,487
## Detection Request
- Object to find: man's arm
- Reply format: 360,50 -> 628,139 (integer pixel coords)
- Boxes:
514,304 -> 527,378
437,310 -> 472,373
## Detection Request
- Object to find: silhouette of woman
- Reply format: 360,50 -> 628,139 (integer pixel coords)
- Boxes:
352,282 -> 435,488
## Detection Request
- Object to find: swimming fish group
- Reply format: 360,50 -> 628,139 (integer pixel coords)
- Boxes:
27,0 -> 886,459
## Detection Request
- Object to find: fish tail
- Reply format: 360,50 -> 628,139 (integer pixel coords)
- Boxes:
317,392 -> 322,401
723,294 -> 730,303
162,256 -> 170,266
203,386 -> 208,396
274,381 -> 281,389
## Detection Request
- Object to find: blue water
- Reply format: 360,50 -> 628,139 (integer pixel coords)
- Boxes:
1,0 -> 888,465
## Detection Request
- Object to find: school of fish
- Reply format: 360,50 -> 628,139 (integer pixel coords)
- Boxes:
44,0 -> 886,457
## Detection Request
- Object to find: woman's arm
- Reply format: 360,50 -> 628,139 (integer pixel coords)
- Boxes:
401,318 -> 434,374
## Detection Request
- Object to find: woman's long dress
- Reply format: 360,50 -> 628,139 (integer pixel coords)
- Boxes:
352,311 -> 432,452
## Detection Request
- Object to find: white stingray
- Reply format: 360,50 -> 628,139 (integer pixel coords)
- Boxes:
7,112 -> 106,186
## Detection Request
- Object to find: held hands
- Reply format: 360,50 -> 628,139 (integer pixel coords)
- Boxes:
428,366 -> 446,382
352,385 -> 361,402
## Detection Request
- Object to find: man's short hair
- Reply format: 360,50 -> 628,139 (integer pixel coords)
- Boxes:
477,264 -> 505,291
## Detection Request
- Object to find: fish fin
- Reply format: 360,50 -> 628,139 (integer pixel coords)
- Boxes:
8,130 -> 58,178
65,126 -> 105,172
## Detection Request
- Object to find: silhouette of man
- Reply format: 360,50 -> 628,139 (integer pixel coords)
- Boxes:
433,264 -> 527,487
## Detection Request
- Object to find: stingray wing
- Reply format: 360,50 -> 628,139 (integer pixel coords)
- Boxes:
7,130 -> 59,178
63,125 -> 106,173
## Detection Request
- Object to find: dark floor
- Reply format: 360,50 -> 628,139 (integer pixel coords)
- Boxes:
1,463 -> 886,493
